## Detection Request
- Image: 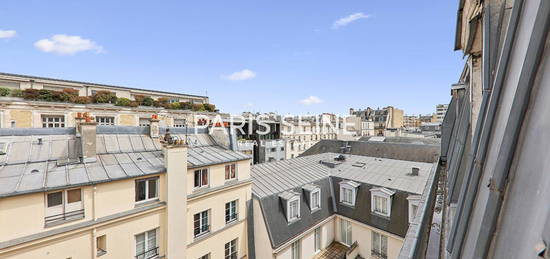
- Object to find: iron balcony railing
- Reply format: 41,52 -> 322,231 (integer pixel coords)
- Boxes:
44,209 -> 85,224
372,250 -> 388,259
135,246 -> 159,259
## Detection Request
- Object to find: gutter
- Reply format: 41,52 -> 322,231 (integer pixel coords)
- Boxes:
473,1 -> 550,258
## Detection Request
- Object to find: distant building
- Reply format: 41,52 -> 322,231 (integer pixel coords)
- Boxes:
350,106 -> 404,136
235,118 -> 285,164
435,104 -> 448,123
282,115 -> 338,159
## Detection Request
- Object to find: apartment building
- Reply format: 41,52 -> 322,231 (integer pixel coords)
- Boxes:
0,120 -> 252,259
0,73 -> 217,128
350,107 -> 404,136
234,118 -> 285,164
281,117 -> 338,159
250,152 -> 436,259
435,104 -> 448,123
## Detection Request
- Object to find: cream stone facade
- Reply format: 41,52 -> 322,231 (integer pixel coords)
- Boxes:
281,120 -> 337,159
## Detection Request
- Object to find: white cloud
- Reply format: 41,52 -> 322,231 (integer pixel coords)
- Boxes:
0,30 -> 16,39
34,34 -> 104,55
332,12 -> 370,29
222,69 -> 256,81
299,96 -> 323,105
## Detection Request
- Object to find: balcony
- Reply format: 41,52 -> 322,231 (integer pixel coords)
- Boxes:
135,247 -> 159,259
44,209 -> 85,226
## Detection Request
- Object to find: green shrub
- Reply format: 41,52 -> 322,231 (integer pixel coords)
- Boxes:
70,96 -> 92,104
0,87 -> 10,96
167,102 -> 181,109
92,91 -> 117,103
52,91 -> 70,102
23,89 -> 40,100
115,97 -> 133,106
62,88 -> 79,97
180,102 -> 193,110
203,103 -> 216,112
10,89 -> 23,97
191,103 -> 206,111
142,96 -> 154,106
157,97 -> 170,107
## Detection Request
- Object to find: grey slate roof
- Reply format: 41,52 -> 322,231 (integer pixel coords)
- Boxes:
251,152 -> 435,249
252,153 -> 434,198
0,129 -> 250,197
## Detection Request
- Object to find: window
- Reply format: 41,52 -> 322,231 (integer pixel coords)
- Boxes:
372,232 -> 388,259
135,177 -> 159,203
408,196 -> 421,224
45,189 -> 84,225
270,147 -> 276,152
199,254 -> 210,259
135,229 -> 158,259
372,195 -> 389,216
340,219 -> 352,246
194,210 -> 209,237
281,147 -> 285,151
97,235 -> 106,256
340,186 -> 355,206
288,199 -> 300,222
42,115 -> 65,128
225,239 -> 237,259
370,188 -> 395,217
174,119 -> 186,127
291,240 -> 301,259
311,190 -> 321,210
139,118 -> 150,127
96,116 -> 115,126
194,169 -> 209,188
225,200 -> 238,224
314,227 -> 321,253
225,164 -> 236,181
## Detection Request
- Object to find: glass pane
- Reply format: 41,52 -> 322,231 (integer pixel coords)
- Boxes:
231,164 -> 236,178
148,179 -> 157,199
47,192 -> 63,207
381,235 -> 388,255
147,229 -> 157,249
194,171 -> 200,187
136,181 -> 146,201
136,233 -> 145,255
67,189 -> 81,203
201,170 -> 208,186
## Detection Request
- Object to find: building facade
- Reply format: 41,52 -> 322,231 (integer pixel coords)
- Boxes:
251,153 -> 436,259
350,107 -> 404,136
435,104 -> 448,123
0,73 -> 218,129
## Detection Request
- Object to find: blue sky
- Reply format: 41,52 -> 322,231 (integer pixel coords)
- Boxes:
0,0 -> 463,115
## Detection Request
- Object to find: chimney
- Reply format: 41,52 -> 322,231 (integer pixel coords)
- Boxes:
411,167 -> 419,176
80,117 -> 97,163
163,142 -> 188,258
150,115 -> 160,138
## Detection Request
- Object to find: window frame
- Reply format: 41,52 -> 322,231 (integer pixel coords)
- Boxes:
138,118 -> 150,127
41,114 -> 65,128
97,235 -> 107,257
135,177 -> 159,203
193,168 -> 210,189
224,238 -> 238,259
291,239 -> 301,259
287,197 -> 301,222
44,188 -> 84,225
95,116 -> 116,126
370,187 -> 395,217
193,210 -> 210,238
310,189 -> 321,211
340,185 -> 356,206
224,163 -> 237,181
340,219 -> 352,246
173,119 -> 186,127
225,200 -> 238,224
135,228 -> 159,259
407,195 -> 421,224
371,231 -> 388,259
314,227 -> 321,253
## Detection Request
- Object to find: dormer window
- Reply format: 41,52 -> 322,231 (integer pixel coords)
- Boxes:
279,191 -> 301,223
339,181 -> 360,206
302,183 -> 321,211
370,187 -> 395,217
407,195 -> 421,223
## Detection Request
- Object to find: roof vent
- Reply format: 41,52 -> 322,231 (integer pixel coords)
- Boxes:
352,162 -> 366,168
409,167 -> 419,176
335,154 -> 346,161
30,169 -> 40,174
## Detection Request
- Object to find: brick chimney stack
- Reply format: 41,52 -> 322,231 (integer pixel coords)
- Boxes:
79,113 -> 97,163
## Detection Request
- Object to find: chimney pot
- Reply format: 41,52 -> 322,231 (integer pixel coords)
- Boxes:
150,118 -> 160,138
411,167 -> 419,176
80,121 -> 97,163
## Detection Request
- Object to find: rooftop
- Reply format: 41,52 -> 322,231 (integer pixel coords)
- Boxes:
252,152 -> 434,198
0,127 -> 250,198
